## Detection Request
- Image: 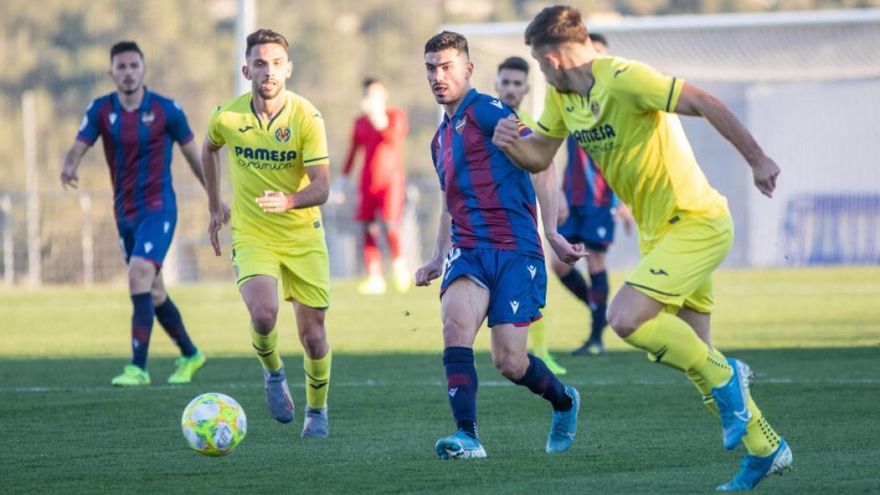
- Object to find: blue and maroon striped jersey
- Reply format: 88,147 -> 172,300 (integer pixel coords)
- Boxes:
563,136 -> 617,210
430,89 -> 542,259
76,88 -> 194,221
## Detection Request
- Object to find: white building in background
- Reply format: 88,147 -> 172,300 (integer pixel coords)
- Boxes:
448,9 -> 880,268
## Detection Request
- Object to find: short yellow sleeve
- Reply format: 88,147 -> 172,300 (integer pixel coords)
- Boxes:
300,110 -> 330,167
535,86 -> 569,139
605,59 -> 684,113
206,105 -> 225,147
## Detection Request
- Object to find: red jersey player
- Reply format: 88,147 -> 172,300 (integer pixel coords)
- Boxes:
341,78 -> 410,294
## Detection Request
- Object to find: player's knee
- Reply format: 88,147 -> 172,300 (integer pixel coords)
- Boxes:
607,304 -> 643,338
442,318 -> 473,347
249,305 -> 278,334
128,262 -> 154,284
299,327 -> 327,357
551,257 -> 572,277
150,287 -> 167,307
492,351 -> 527,380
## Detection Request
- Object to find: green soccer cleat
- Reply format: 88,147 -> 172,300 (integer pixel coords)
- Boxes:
167,350 -> 207,384
538,353 -> 568,376
111,364 -> 151,387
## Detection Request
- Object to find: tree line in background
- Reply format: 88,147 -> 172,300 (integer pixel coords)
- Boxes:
1,0 -> 875,193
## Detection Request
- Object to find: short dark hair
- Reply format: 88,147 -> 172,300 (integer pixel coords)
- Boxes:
110,41 -> 143,62
246,28 -> 289,58
497,56 -> 529,75
524,5 -> 589,48
362,77 -> 381,90
424,31 -> 469,58
589,32 -> 608,47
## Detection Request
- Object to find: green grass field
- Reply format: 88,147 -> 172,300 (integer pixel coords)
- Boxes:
1,267 -> 879,494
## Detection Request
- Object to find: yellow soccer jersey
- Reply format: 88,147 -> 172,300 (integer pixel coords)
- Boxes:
207,90 -> 329,246
536,56 -> 728,243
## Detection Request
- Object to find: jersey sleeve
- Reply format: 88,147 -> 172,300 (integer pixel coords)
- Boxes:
472,96 -> 515,135
605,58 -> 685,113
430,130 -> 445,192
300,110 -> 330,167
206,105 -> 225,147
535,87 -> 569,139
75,99 -> 102,145
166,100 -> 194,144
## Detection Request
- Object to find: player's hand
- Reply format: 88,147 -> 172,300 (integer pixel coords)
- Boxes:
546,231 -> 587,265
492,115 -> 521,149
557,196 -> 570,225
219,201 -> 231,224
60,166 -> 79,190
255,191 -> 293,213
208,205 -> 229,256
614,203 -> 635,236
750,155 -> 780,198
415,258 -> 443,287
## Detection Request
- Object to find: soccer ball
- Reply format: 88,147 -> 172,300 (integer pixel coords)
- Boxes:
181,392 -> 247,456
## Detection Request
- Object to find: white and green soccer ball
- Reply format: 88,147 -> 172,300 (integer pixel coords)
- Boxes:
181,392 -> 247,456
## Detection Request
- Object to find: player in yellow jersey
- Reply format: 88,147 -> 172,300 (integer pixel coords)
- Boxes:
493,6 -> 790,491
494,55 -> 566,376
201,29 -> 332,439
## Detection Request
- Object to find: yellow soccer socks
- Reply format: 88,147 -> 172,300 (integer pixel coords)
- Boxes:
304,349 -> 332,409
250,327 -> 284,373
624,312 -> 732,388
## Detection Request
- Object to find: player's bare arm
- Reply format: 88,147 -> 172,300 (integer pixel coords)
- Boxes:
182,139 -> 231,221
60,139 -> 90,190
180,139 -> 208,188
493,116 -> 563,173
256,164 -> 330,213
201,138 -> 229,256
675,83 -> 780,198
415,197 -> 452,287
531,163 -> 586,265
614,203 -> 635,236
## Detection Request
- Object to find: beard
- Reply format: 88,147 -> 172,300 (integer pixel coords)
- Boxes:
255,80 -> 283,100
119,80 -> 141,95
502,93 -> 521,108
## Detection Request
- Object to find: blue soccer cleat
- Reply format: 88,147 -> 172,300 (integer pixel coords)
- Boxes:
716,438 -> 793,491
301,407 -> 329,438
264,367 -> 295,424
712,358 -> 751,450
546,386 -> 581,453
434,430 -> 487,460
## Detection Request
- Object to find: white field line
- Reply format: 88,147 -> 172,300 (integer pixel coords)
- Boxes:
2,377 -> 879,394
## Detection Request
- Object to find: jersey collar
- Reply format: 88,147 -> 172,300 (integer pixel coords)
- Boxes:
443,88 -> 479,124
249,92 -> 289,131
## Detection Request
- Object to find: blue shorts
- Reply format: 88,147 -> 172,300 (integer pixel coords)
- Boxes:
117,210 -> 177,266
439,247 -> 546,328
558,206 -> 615,252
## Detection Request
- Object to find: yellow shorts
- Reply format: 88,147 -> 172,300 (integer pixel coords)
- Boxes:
626,212 -> 733,313
232,236 -> 331,309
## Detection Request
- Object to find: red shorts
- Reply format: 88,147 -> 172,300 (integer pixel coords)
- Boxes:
356,184 -> 405,223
